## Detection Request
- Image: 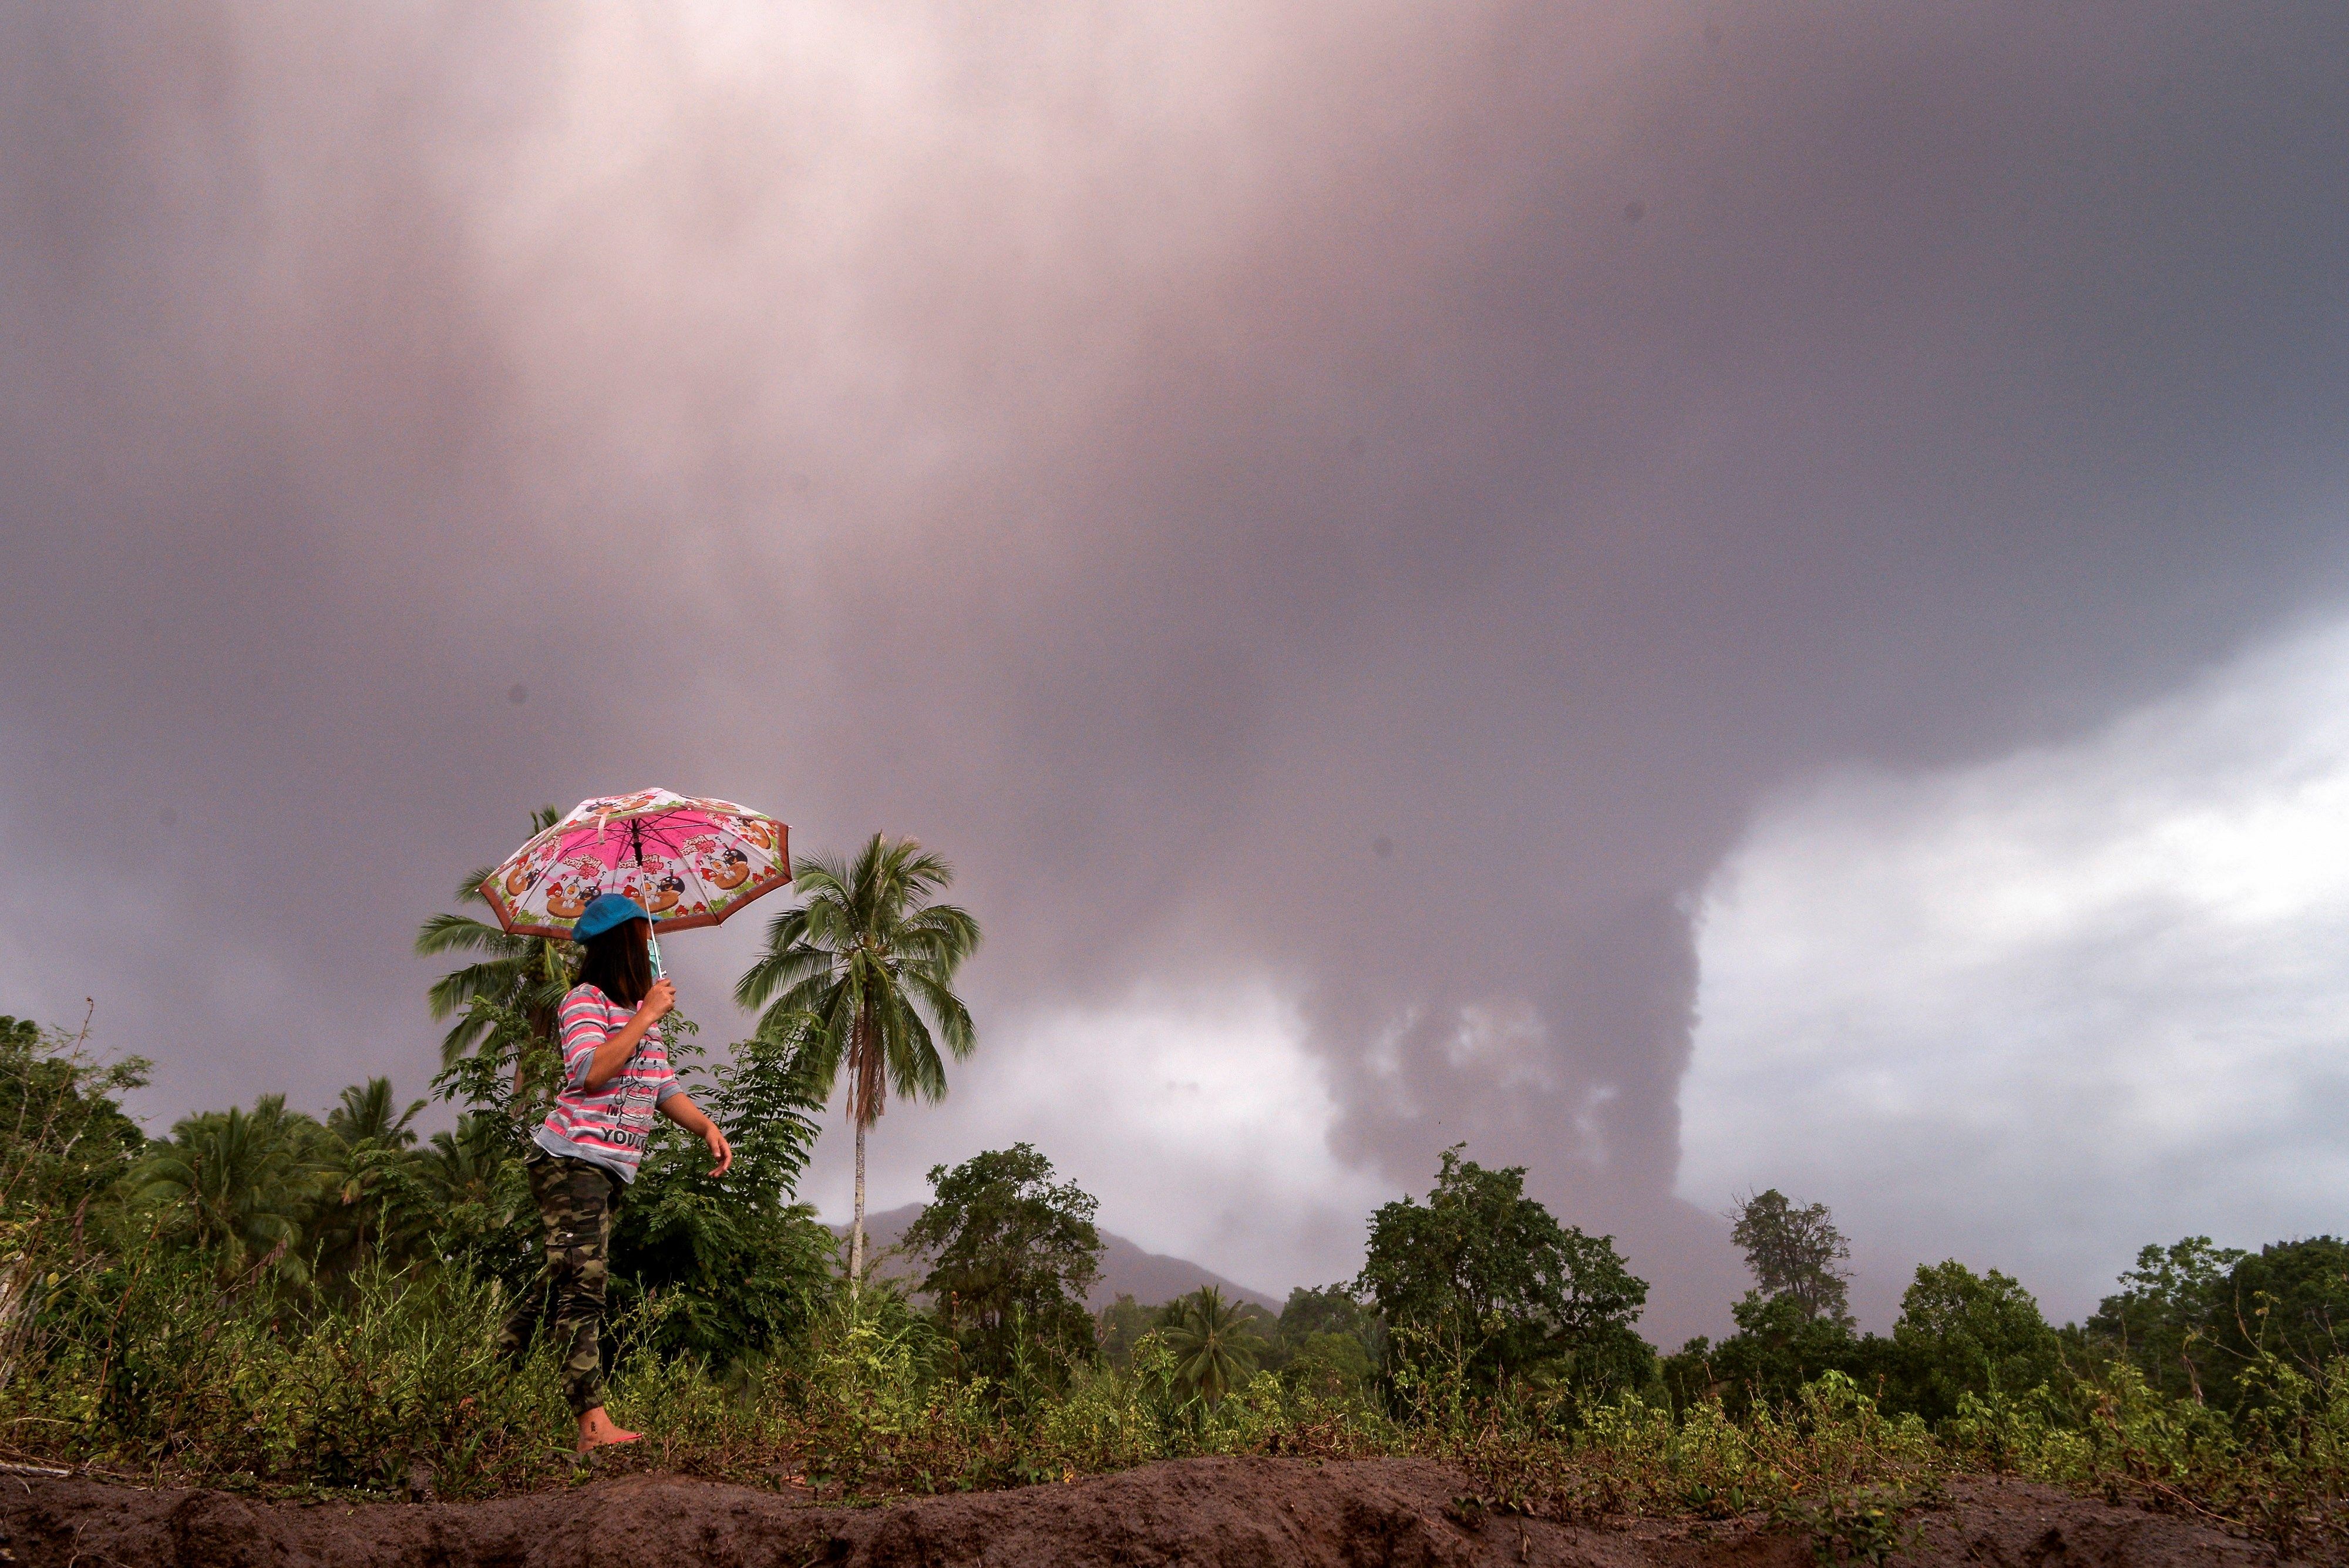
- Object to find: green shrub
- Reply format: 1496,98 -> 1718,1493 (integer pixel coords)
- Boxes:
1888,1260 -> 2062,1424
6,1250 -> 571,1495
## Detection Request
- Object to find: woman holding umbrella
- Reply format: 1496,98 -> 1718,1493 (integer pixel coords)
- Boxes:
479,791 -> 793,1449
494,893 -> 733,1449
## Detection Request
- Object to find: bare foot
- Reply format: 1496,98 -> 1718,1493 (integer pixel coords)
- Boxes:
575,1407 -> 641,1452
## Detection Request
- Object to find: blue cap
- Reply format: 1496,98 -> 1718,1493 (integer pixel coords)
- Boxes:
573,894 -> 651,942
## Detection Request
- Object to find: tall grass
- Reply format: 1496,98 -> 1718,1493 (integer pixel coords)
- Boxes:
2,1254 -> 1379,1500
6,1249 -> 571,1493
9,1246 -> 2349,1562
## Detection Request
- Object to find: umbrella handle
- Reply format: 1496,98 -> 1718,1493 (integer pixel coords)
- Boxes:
645,924 -> 667,1054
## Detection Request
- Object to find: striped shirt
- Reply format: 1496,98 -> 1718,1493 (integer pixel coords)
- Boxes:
533,982 -> 681,1183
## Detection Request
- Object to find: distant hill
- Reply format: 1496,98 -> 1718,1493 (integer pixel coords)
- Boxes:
830,1203 -> 1281,1313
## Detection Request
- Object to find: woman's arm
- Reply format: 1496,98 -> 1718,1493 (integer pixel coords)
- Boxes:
658,1091 -> 733,1177
582,979 -> 675,1092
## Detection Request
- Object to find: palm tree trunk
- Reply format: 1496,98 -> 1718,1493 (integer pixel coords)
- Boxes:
850,1121 -> 866,1300
846,998 -> 879,1303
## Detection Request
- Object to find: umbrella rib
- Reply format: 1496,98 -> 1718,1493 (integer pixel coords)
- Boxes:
645,815 -> 691,860
652,809 -> 701,915
682,819 -> 728,920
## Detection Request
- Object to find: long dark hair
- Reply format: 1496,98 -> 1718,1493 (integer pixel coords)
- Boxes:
576,916 -> 653,1008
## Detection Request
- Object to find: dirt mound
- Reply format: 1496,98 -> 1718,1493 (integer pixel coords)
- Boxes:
0,1456 -> 2285,1567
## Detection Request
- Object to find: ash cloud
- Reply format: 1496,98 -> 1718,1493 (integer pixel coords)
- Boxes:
4,2 -> 2347,1338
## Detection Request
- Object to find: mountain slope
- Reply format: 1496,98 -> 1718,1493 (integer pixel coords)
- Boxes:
832,1203 -> 1281,1312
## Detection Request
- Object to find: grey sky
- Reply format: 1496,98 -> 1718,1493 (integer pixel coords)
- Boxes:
4,2 -> 2347,1344
1684,612 -> 2349,1328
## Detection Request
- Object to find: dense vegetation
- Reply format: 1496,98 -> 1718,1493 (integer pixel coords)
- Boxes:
5,852 -> 2349,1556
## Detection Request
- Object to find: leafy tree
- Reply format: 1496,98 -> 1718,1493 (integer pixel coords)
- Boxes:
1663,1291 -> 1880,1419
735,833 -> 981,1296
1097,1293 -> 1159,1370
2202,1237 -> 2349,1409
129,1097 -> 327,1284
417,1110 -> 536,1285
0,1013 -> 149,1223
607,1033 -> 836,1364
1278,1283 -> 1377,1345
422,1111 -> 519,1209
901,1142 -> 1100,1384
420,992 -> 568,1293
428,993 -> 561,1136
1357,1145 -> 1650,1395
312,1078 -> 430,1278
1890,1259 -> 2059,1422
0,1012 -> 152,1380
691,1031 -> 828,1207
1284,1328 -> 1375,1398
415,805 -> 577,1071
2086,1235 -> 2245,1404
1263,1284 -> 1380,1381
1729,1188 -> 1853,1326
1163,1285 -> 1263,1403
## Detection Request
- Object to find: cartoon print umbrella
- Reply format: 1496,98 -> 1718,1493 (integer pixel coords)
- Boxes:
479,790 -> 792,951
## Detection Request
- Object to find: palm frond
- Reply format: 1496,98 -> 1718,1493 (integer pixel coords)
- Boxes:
902,968 -> 977,1060
735,911 -> 823,1008
755,976 -> 855,1103
882,988 -> 949,1103
415,912 -> 522,960
896,901 -> 980,948
892,847 -> 957,902
419,809 -> 577,1062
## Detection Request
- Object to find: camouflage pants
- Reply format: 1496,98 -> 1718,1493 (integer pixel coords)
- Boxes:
497,1148 -> 624,1416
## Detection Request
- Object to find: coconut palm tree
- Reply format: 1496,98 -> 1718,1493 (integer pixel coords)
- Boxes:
416,805 -> 576,1074
313,1078 -> 430,1275
327,1077 -> 424,1149
130,1096 -> 327,1283
418,1111 -> 534,1281
1163,1286 -> 1263,1404
423,1112 -> 516,1204
733,833 -> 980,1298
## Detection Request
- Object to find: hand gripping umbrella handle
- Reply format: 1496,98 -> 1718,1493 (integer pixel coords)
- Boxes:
647,923 -> 666,1055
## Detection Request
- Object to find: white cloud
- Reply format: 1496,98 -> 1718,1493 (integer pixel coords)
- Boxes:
1680,612 -> 2349,1328
793,980 -> 1389,1296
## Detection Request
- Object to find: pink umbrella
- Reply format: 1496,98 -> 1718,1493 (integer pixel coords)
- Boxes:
479,790 -> 792,950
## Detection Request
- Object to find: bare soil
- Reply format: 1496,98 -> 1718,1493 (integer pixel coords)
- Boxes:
0,1455 -> 2292,1567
